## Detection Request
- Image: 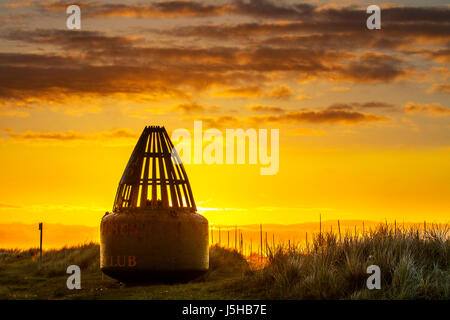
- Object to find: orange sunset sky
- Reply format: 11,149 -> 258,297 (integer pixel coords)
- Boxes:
0,0 -> 449,232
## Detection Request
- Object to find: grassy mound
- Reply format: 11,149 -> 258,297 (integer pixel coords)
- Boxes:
0,225 -> 448,299
0,243 -> 247,280
204,245 -> 249,280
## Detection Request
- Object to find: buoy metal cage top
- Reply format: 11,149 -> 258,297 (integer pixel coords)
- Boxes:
113,126 -> 196,212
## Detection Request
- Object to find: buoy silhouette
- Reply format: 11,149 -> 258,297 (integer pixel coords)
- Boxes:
100,126 -> 209,282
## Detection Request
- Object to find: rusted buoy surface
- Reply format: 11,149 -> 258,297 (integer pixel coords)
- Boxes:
100,208 -> 208,282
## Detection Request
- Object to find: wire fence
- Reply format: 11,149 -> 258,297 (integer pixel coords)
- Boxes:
208,220 -> 446,259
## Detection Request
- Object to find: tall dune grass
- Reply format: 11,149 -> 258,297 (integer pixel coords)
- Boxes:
0,248 -> 40,264
204,245 -> 249,280
0,242 -> 99,277
236,224 -> 449,299
35,242 -> 100,277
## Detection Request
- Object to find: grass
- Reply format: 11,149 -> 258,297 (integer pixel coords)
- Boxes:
234,224 -> 449,299
0,224 -> 448,299
0,244 -> 249,299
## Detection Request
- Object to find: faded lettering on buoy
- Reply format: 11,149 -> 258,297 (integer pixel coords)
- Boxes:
103,255 -> 137,267
101,222 -> 138,236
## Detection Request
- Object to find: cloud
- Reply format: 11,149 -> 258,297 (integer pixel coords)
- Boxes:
231,0 -> 315,20
0,52 -> 78,67
161,7 -> 450,48
381,6 -> 450,23
0,48 -> 405,107
37,1 -> 450,24
267,86 -> 293,99
0,27 -> 416,108
295,94 -> 311,100
172,102 -> 205,114
212,85 -> 295,99
0,3 -> 447,108
286,128 -> 326,136
0,53 -> 206,105
2,128 -> 139,141
334,52 -> 408,83
39,0 -> 230,18
247,104 -> 285,113
5,130 -> 86,141
192,115 -> 240,128
405,102 -> 450,116
164,21 -> 354,40
253,109 -> 387,125
428,84 -> 450,94
3,29 -> 140,54
193,102 -> 388,127
331,86 -> 350,92
98,128 -> 139,139
0,110 -> 30,118
0,203 -> 21,208
406,48 -> 450,64
3,0 -> 32,8
327,102 -> 397,110
37,0 -> 314,20
171,102 -> 220,114
211,86 -> 262,98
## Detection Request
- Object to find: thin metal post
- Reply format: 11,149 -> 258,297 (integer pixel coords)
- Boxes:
39,222 -> 43,269
260,224 -> 263,259
265,232 -> 268,255
338,220 -> 341,241
319,213 -> 322,245
235,226 -> 237,250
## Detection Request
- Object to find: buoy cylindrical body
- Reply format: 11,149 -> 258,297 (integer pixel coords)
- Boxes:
100,208 -> 209,282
